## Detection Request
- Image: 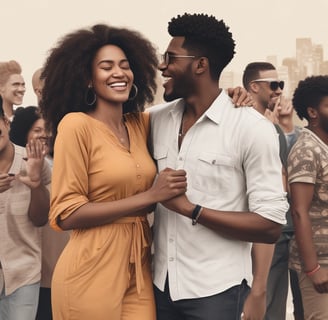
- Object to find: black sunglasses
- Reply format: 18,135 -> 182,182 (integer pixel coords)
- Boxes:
252,78 -> 284,91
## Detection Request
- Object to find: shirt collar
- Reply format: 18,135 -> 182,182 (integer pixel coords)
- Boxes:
169,98 -> 185,118
168,90 -> 230,125
204,90 -> 230,125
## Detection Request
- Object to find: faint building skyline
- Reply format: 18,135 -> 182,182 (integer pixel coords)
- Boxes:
223,36 -> 327,99
2,0 -> 327,107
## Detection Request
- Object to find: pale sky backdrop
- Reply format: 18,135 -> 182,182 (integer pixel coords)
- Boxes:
1,0 -> 326,105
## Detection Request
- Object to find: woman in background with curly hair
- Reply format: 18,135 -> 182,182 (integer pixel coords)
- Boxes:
39,24 -> 187,320
0,99 -> 50,320
10,106 -> 70,320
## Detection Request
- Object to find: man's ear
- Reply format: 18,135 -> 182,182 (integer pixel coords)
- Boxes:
307,106 -> 318,119
195,57 -> 208,75
249,82 -> 259,94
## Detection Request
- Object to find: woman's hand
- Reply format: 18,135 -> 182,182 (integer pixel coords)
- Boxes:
149,168 -> 187,202
228,87 -> 254,107
18,138 -> 48,189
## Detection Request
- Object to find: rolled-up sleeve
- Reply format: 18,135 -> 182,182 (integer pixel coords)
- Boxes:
49,115 -> 90,231
243,119 -> 289,224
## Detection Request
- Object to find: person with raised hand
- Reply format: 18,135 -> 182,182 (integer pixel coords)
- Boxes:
0,97 -> 51,320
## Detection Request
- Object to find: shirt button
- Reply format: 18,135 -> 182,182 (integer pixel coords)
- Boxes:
169,238 -> 174,243
179,157 -> 183,161
169,257 -> 174,262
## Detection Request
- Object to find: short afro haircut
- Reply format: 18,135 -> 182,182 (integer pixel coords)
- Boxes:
292,75 -> 328,121
242,62 -> 276,90
168,13 -> 235,80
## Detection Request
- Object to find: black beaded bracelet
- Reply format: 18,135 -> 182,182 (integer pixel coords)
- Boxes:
192,205 -> 203,225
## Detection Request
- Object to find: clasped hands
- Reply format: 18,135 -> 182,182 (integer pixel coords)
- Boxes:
150,168 -> 190,212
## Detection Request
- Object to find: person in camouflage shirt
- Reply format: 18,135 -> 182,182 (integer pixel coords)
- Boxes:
288,75 -> 328,320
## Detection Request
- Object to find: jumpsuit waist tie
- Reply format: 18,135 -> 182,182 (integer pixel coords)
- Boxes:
113,216 -> 149,295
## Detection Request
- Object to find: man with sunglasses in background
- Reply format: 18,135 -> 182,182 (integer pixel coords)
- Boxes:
242,61 -> 304,320
242,62 -> 287,169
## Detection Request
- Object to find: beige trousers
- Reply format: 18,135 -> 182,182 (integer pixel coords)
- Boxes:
299,271 -> 328,320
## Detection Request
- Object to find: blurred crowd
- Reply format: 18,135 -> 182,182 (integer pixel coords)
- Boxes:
0,12 -> 328,320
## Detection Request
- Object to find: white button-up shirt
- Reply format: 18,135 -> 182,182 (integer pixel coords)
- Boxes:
149,91 -> 288,301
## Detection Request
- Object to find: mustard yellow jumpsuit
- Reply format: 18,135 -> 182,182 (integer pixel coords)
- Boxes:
49,112 -> 156,320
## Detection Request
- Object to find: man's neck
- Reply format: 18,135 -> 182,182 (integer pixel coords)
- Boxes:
308,125 -> 328,145
184,87 -> 221,119
252,101 -> 266,115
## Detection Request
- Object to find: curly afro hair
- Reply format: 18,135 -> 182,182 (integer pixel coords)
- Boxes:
10,106 -> 41,147
292,75 -> 328,121
168,13 -> 235,80
40,24 -> 159,141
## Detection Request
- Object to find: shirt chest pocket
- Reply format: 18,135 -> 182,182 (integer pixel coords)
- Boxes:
193,152 -> 237,195
152,145 -> 169,170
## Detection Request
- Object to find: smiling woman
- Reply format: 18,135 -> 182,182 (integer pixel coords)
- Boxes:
39,23 -> 187,320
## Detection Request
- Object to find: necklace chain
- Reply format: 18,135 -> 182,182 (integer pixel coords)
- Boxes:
108,119 -> 128,145
178,113 -> 186,151
179,113 -> 186,137
178,124 -> 185,137
119,121 -> 128,142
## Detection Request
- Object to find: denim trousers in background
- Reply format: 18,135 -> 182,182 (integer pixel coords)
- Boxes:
0,277 -> 40,320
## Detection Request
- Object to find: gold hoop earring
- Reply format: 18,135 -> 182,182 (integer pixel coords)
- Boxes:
128,84 -> 138,101
85,86 -> 96,106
